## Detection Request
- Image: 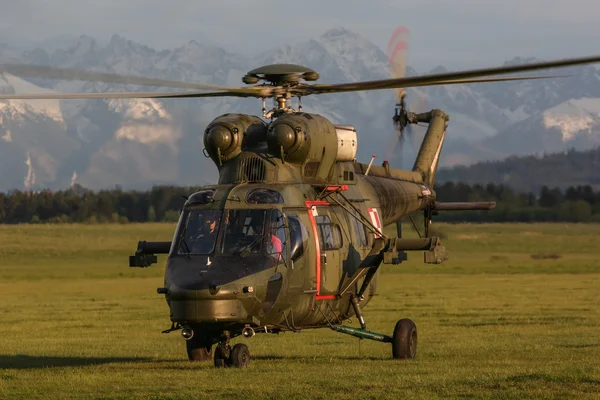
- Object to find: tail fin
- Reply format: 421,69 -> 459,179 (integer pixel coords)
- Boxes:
412,109 -> 449,187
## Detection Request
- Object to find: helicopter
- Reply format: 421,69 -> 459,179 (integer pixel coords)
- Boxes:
1,47 -> 600,369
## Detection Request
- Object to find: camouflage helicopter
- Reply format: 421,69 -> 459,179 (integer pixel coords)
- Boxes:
1,52 -> 600,369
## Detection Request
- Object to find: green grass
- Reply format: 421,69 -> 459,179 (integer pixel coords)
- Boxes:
0,223 -> 599,399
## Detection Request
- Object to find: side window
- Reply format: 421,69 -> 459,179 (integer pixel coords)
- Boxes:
288,215 -> 309,261
316,215 -> 342,250
350,216 -> 368,247
266,209 -> 287,262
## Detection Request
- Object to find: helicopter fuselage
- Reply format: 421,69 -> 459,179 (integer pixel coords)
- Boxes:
163,168 -> 431,340
130,109 -> 451,353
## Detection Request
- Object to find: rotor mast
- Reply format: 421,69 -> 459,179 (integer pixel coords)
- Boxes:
242,64 -> 319,118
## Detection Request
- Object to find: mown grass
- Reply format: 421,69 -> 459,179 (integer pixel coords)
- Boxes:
0,223 -> 599,399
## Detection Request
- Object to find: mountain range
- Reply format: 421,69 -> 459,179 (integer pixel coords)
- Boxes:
0,27 -> 599,191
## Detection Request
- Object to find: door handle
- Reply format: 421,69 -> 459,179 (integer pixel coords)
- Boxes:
321,252 -> 327,266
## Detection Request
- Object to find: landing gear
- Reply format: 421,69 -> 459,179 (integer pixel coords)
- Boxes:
214,343 -> 231,368
213,331 -> 251,368
392,318 -> 417,359
185,330 -> 213,362
330,304 -> 418,360
230,343 -> 251,368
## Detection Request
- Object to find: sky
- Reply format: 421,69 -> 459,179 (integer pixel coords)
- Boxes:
1,0 -> 600,71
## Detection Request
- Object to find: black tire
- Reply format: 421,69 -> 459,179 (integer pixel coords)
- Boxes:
214,344 -> 231,368
392,318 -> 417,359
229,343 -> 251,368
186,332 -> 213,362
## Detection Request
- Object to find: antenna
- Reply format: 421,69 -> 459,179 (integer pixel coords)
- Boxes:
365,154 -> 377,176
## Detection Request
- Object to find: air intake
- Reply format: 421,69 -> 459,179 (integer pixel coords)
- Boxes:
237,156 -> 266,183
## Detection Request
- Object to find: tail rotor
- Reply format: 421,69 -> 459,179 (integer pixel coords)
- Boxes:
385,26 -> 421,164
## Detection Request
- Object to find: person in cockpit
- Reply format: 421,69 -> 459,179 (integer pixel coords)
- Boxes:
252,216 -> 283,258
189,212 -> 220,254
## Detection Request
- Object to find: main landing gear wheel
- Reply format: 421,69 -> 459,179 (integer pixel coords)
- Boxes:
213,343 -> 251,368
392,318 -> 417,359
186,332 -> 213,362
229,343 -> 251,368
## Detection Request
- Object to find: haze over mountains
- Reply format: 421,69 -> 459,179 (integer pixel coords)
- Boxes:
0,27 -> 599,191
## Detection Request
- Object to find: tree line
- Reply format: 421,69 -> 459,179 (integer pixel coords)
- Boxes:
434,182 -> 600,222
0,185 -> 195,224
0,182 -> 599,224
436,147 -> 600,193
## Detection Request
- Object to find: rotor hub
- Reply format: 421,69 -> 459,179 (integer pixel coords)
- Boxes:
242,64 -> 319,87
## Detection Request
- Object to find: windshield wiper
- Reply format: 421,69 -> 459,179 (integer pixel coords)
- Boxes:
179,238 -> 192,259
176,225 -> 192,259
234,236 -> 263,257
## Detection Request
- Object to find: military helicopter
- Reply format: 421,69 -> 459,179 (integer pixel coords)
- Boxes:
1,48 -> 600,369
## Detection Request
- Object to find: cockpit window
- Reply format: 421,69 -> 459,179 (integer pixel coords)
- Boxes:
176,209 -> 222,255
288,215 -> 309,261
268,210 -> 287,262
221,209 -> 268,254
175,207 -> 287,260
220,209 -> 286,261
246,189 -> 284,204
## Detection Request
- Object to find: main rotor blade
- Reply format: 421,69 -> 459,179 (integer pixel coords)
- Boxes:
0,63 -> 255,93
307,75 -> 562,95
307,55 -> 600,94
432,74 -> 566,85
0,89 -> 261,100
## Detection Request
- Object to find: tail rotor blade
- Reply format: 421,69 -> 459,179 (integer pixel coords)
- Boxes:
386,26 -> 410,165
387,26 -> 410,102
384,135 -> 401,162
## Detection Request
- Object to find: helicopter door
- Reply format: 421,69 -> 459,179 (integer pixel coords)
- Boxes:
306,202 -> 343,299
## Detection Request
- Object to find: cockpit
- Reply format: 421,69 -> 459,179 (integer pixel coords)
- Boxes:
176,208 -> 287,259
176,209 -> 222,255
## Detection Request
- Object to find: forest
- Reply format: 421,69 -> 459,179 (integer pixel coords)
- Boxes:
0,181 -> 599,224
437,147 -> 600,193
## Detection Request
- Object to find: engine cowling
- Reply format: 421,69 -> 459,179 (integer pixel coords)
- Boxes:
204,114 -> 266,167
267,113 -> 339,181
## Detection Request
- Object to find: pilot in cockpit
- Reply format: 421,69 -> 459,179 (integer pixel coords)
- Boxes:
188,211 -> 220,254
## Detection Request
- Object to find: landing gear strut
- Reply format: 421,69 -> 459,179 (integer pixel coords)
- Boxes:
213,331 -> 251,368
332,298 -> 417,359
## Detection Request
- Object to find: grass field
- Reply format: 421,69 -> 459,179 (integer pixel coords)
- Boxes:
0,222 -> 599,399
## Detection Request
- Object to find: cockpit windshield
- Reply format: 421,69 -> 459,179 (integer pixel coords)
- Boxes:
175,207 -> 286,260
176,209 -> 222,255
220,209 -> 267,254
220,209 -> 285,258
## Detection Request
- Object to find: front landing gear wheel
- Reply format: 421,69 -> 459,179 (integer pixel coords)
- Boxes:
229,343 -> 250,368
186,333 -> 213,362
214,344 -> 231,368
392,318 -> 417,359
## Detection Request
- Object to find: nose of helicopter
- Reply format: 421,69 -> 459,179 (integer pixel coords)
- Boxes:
167,285 -> 250,323
163,255 -> 279,324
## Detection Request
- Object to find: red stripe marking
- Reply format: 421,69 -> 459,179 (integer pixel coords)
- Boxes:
390,42 -> 408,70
316,295 -> 335,301
387,26 -> 410,51
305,201 -> 328,296
391,41 -> 408,52
325,185 -> 348,192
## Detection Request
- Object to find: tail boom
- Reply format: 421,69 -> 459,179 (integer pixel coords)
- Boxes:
411,109 -> 448,187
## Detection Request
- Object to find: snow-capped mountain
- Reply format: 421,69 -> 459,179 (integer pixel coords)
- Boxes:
0,28 -> 599,191
481,97 -> 600,157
